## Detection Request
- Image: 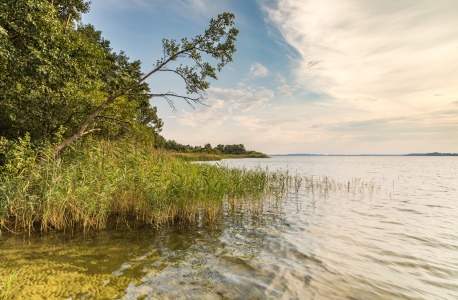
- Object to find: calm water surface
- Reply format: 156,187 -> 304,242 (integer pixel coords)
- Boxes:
1,156 -> 457,299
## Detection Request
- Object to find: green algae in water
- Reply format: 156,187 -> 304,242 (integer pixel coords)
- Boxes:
0,227 -> 162,299
0,212 -> 288,299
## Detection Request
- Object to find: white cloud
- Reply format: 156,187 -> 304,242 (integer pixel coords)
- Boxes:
232,115 -> 326,145
264,0 -> 458,118
176,87 -> 274,127
249,62 -> 269,77
277,84 -> 301,96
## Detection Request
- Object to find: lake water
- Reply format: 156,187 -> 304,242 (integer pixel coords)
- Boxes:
1,156 -> 457,299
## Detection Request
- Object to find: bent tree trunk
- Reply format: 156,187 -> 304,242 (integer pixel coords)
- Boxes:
51,58 -> 171,158
51,93 -> 119,158
51,13 -> 237,158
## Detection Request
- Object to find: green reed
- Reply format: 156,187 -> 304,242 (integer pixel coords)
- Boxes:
0,140 -> 380,234
0,140 -> 288,233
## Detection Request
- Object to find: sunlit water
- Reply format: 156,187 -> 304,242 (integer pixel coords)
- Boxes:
1,156 -> 457,299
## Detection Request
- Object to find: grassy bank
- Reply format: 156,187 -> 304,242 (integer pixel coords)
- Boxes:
0,140 -> 285,234
171,152 -> 269,162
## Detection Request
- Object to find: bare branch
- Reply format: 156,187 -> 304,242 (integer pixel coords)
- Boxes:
64,13 -> 72,34
82,128 -> 101,136
125,92 -> 210,110
159,69 -> 199,94
163,96 -> 177,112
95,115 -> 131,124
126,92 -> 203,102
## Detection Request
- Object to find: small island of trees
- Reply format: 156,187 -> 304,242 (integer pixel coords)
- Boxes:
157,139 -> 268,160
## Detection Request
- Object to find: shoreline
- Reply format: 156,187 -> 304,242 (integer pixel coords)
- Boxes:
0,141 -> 279,236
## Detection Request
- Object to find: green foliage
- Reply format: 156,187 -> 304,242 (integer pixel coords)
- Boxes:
0,140 -> 288,233
0,0 -> 105,141
50,0 -> 91,23
77,24 -> 163,134
218,144 -> 246,154
1,0 -> 237,156
0,134 -> 37,175
157,140 -> 267,157
0,0 -> 162,147
153,12 -> 238,108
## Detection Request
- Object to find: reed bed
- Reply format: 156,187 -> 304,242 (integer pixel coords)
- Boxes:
0,140 -> 287,234
0,140 -> 379,234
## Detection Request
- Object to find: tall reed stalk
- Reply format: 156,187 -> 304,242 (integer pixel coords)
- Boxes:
0,140 -> 379,234
0,140 -> 288,233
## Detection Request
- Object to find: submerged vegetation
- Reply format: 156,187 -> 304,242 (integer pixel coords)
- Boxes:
0,268 -> 20,300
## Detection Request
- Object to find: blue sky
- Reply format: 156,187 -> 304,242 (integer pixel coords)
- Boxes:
82,0 -> 458,154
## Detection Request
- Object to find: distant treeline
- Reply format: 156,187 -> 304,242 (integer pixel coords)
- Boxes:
405,152 -> 458,156
155,138 -> 264,156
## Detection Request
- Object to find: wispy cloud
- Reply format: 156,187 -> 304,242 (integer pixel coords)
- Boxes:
277,84 -> 301,96
177,87 -> 274,127
313,109 -> 458,143
264,0 -> 458,117
249,62 -> 269,77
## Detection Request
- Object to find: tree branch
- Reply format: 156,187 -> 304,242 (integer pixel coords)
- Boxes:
82,128 -> 101,136
159,69 -> 201,95
126,92 -> 204,102
64,13 -> 72,34
51,13 -> 236,159
123,46 -> 194,93
125,93 -> 210,110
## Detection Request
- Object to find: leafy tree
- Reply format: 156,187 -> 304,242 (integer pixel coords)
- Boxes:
216,144 -> 225,153
0,0 -> 104,142
50,0 -> 91,23
0,0 -> 163,148
223,144 -> 246,154
77,24 -> 164,139
52,12 -> 238,157
1,0 -> 238,159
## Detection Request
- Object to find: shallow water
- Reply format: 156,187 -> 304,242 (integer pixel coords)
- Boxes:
1,156 -> 457,299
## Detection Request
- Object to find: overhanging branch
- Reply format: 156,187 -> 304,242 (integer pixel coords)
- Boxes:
125,92 -> 210,110
51,13 -> 236,159
126,92 -> 203,102
158,69 -> 203,96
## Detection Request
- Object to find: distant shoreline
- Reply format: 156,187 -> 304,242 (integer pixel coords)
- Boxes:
269,152 -> 458,157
